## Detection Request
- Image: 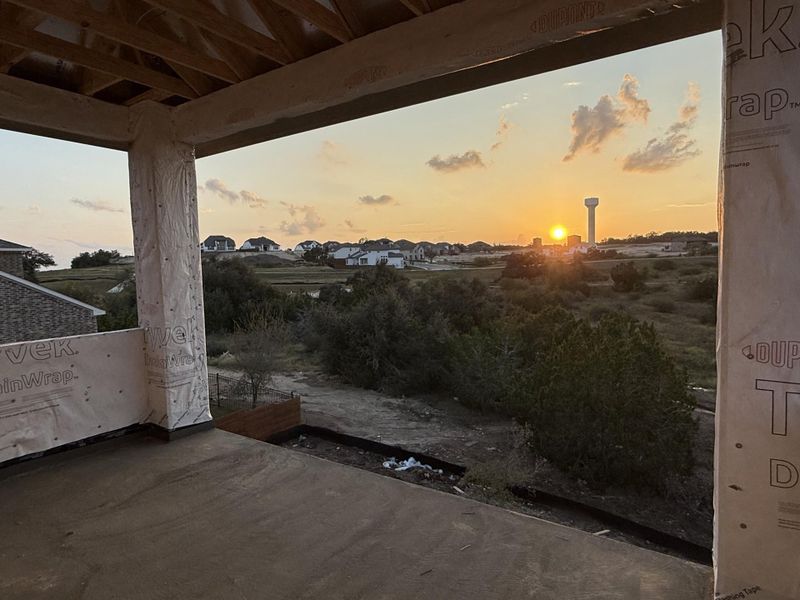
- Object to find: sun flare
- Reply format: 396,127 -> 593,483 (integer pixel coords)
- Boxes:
550,225 -> 567,241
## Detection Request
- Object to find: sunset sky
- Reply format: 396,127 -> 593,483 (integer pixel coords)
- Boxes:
0,32 -> 722,267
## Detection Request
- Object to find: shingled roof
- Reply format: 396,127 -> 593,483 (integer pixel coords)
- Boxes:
0,239 -> 32,252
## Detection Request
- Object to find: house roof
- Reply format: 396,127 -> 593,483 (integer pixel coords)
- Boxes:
0,270 -> 105,316
244,236 -> 277,246
0,239 -> 32,252
362,243 -> 399,251
203,235 -> 235,245
296,240 -> 320,247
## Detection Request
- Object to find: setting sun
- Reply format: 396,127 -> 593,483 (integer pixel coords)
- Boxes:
550,225 -> 567,241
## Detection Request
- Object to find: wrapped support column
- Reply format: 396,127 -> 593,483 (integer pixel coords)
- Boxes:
716,1 -> 800,597
128,103 -> 211,431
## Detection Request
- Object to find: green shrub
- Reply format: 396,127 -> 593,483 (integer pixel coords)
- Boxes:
648,298 -> 676,313
610,262 -> 646,292
71,249 -> 121,269
653,259 -> 676,271
520,313 -> 696,490
206,334 -> 230,357
686,276 -> 718,302
502,252 -> 545,279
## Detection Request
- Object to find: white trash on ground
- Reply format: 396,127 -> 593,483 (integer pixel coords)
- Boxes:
382,457 -> 443,474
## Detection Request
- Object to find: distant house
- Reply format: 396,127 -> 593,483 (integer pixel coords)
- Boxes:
344,247 -> 404,269
331,244 -> 363,267
241,237 -> 280,252
201,235 -> 236,252
467,241 -> 493,253
395,239 -> 426,263
294,240 -> 321,253
0,238 -> 105,344
432,242 -> 452,255
333,243 -> 404,269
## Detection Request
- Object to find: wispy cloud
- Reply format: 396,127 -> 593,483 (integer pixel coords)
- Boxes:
427,150 -> 485,173
70,198 -> 124,213
664,201 -> 714,208
27,205 -> 41,215
622,83 -> 701,173
203,178 -> 239,203
563,81 -> 582,87
279,203 -> 325,235
202,179 -> 269,208
318,140 -> 348,166
54,238 -> 130,252
358,194 -> 395,206
240,190 -> 267,208
344,219 -> 367,233
491,115 -> 513,151
563,74 -> 650,161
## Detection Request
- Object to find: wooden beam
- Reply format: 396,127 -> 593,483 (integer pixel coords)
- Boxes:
176,0 -> 721,157
0,3 -> 46,72
247,0 -> 313,61
198,29 -> 263,80
167,60 -> 217,96
0,25 -> 197,98
6,0 -> 240,83
79,31 -> 122,96
143,0 -> 288,65
271,0 -> 351,43
331,0 -> 368,38
0,72 -> 130,149
123,87 -> 172,106
398,0 -> 430,17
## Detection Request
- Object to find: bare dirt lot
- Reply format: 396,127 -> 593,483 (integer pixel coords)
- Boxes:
253,368 -> 714,552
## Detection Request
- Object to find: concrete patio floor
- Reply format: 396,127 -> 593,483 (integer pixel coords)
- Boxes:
0,429 -> 712,599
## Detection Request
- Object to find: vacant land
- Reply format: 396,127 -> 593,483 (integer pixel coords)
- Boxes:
250,264 -> 504,292
38,252 -> 717,386
37,264 -> 130,295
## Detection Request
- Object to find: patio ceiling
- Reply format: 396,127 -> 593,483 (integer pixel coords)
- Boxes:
0,0 -> 457,107
0,0 -> 722,154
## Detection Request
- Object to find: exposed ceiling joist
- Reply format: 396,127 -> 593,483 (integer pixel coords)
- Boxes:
123,87 -> 172,106
0,23 -> 197,98
198,28 -> 263,80
5,0 -> 240,83
247,0 -> 313,61
177,0 -> 722,157
270,0 -> 352,43
399,0 -> 431,17
330,0 -> 367,38
0,3 -> 46,72
143,0 -> 288,65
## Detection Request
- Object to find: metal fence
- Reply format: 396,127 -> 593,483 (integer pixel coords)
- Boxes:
208,373 -> 295,413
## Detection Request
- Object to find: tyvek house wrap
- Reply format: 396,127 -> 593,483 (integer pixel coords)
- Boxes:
129,104 -> 211,431
0,330 -> 148,462
716,1 -> 800,597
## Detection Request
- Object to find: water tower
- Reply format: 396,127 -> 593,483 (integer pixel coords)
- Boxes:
584,197 -> 599,245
